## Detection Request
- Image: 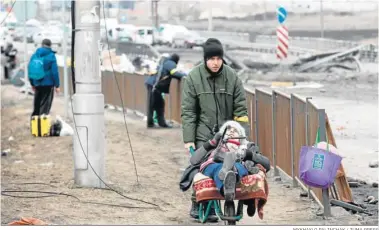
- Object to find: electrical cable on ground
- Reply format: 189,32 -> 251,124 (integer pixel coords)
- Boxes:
68,0 -> 159,210
1,190 -> 157,210
1,190 -> 79,200
0,0 -> 16,25
1,182 -> 58,188
101,0 -> 140,183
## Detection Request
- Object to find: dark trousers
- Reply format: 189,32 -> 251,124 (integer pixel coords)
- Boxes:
4,66 -> 9,79
32,86 -> 55,116
146,85 -> 166,126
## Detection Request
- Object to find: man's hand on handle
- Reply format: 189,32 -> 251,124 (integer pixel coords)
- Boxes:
184,142 -> 195,152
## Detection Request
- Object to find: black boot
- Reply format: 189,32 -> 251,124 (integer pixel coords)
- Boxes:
157,111 -> 172,128
206,204 -> 219,223
146,85 -> 156,128
246,199 -> 256,217
190,191 -> 199,219
155,94 -> 172,128
190,200 -> 200,219
223,171 -> 237,201
194,202 -> 219,223
157,113 -> 172,128
158,121 -> 173,128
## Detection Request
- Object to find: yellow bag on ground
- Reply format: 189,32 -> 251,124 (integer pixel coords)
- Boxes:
31,114 -> 51,137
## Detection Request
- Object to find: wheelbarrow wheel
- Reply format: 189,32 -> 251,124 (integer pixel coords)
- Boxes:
224,201 -> 236,225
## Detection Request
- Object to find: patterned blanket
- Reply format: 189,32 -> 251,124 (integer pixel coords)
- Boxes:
193,169 -> 269,219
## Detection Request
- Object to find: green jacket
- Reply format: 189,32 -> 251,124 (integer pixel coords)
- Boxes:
181,63 -> 249,144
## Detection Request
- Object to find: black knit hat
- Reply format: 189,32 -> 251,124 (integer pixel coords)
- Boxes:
42,38 -> 52,47
170,53 -> 180,64
203,38 -> 224,60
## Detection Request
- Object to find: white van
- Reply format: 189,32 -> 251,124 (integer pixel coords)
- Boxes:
100,18 -> 118,41
134,26 -> 154,45
155,24 -> 190,46
104,24 -> 137,42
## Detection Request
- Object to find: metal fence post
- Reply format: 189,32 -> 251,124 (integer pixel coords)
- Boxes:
305,97 -> 312,198
272,91 -> 279,176
318,108 -> 332,217
113,72 -> 118,109
290,94 -> 298,187
132,75 -> 137,113
168,93 -> 172,123
250,97 -> 254,141
118,73 -> 124,111
123,74 -> 128,113
254,90 -> 259,144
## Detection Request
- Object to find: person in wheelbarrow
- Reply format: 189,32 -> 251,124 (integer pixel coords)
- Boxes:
190,120 -> 271,217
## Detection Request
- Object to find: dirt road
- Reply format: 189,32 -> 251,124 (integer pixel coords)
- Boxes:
1,85 -> 361,225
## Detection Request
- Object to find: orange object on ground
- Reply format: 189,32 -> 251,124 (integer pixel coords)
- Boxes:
8,217 -> 48,225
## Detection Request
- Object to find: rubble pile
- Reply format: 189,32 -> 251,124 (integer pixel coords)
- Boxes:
241,44 -> 377,75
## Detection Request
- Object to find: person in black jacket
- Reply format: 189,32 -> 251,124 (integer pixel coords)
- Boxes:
1,42 -> 17,80
145,53 -> 186,128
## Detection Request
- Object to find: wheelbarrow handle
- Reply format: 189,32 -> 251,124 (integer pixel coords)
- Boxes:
189,146 -> 195,156
221,136 -> 247,143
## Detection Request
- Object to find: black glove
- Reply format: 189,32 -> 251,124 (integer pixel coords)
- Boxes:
246,142 -> 260,155
244,160 -> 260,174
203,132 -> 222,151
243,142 -> 261,161
244,149 -> 270,172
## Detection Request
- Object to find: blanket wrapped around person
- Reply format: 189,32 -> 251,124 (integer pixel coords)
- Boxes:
184,120 -> 271,219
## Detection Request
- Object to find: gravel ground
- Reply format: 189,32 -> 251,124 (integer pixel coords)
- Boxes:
349,184 -> 379,225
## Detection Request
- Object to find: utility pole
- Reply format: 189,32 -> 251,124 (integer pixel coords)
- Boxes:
263,0 -> 267,21
320,0 -> 324,38
151,0 -> 159,29
155,0 -> 159,29
49,1 -> 53,20
107,0 -> 110,18
150,1 -> 153,26
72,0 -> 105,188
23,1 -> 28,96
117,1 -> 121,23
62,0 -> 69,118
208,4 -> 213,32
151,0 -> 159,44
